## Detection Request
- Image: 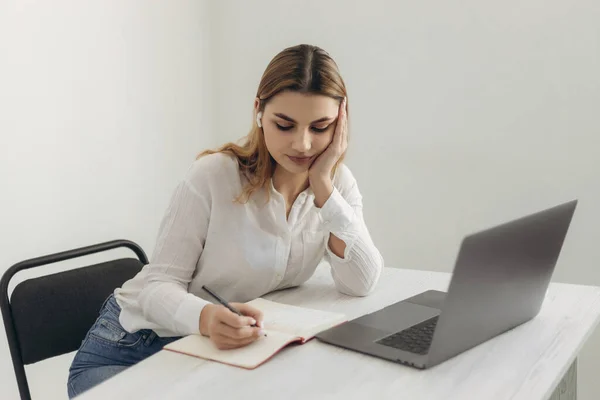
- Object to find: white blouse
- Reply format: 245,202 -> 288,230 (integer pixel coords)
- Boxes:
114,152 -> 384,337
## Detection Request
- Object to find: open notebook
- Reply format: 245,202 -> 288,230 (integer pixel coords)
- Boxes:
163,298 -> 347,369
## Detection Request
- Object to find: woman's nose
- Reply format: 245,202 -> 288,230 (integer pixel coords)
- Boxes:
291,130 -> 311,152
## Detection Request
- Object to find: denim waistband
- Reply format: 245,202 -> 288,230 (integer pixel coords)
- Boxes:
100,293 -> 121,316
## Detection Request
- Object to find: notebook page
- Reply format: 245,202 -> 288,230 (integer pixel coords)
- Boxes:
246,298 -> 347,339
164,330 -> 295,369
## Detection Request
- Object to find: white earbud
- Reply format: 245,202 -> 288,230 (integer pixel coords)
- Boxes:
256,112 -> 263,128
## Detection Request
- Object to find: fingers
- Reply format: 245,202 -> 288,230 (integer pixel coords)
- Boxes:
341,98 -> 347,146
332,98 -> 346,148
335,97 -> 347,151
343,102 -> 348,149
217,306 -> 256,328
208,305 -> 265,350
217,321 -> 262,340
233,303 -> 265,327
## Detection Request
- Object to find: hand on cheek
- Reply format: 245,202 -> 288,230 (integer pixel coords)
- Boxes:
308,97 -> 347,181
309,97 -> 347,207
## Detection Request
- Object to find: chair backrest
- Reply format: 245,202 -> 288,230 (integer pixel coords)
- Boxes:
0,239 -> 147,400
10,258 -> 143,364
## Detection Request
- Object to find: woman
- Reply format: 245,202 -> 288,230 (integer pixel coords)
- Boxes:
67,43 -> 384,398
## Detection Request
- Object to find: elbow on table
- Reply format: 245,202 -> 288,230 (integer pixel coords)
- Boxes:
353,257 -> 384,296
335,267 -> 383,297
339,282 -> 377,297
330,244 -> 385,297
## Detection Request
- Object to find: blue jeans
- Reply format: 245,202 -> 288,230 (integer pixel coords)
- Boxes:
67,294 -> 181,398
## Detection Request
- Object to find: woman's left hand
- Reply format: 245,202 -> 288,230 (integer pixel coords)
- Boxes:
308,97 -> 347,183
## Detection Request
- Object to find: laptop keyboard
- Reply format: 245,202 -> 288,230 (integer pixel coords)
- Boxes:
376,316 -> 439,355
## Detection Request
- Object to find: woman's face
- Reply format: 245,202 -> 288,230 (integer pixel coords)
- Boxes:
258,91 -> 340,175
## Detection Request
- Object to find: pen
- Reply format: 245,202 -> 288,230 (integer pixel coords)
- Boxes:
202,285 -> 259,328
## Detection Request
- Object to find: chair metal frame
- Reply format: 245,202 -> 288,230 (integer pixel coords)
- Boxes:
0,239 -> 148,400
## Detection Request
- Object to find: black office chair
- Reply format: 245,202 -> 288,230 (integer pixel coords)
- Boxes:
0,239 -> 148,400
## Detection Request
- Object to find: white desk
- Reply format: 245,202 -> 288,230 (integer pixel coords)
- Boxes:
76,266 -> 600,400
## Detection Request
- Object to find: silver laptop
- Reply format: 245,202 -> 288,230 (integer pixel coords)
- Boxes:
316,200 -> 577,369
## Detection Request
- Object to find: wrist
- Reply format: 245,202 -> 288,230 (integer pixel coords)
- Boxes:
310,177 -> 334,208
308,170 -> 331,183
199,304 -> 214,336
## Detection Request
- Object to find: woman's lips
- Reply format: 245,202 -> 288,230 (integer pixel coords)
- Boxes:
288,155 -> 314,165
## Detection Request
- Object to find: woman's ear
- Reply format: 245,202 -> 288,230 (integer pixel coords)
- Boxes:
254,97 -> 260,114
254,98 -> 263,128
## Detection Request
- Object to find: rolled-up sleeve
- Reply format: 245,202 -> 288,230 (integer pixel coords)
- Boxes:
318,171 -> 384,296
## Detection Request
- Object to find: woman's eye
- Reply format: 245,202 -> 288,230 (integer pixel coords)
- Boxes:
275,123 -> 293,131
311,126 -> 330,133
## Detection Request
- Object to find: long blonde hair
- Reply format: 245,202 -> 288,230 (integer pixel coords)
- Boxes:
197,44 -> 348,202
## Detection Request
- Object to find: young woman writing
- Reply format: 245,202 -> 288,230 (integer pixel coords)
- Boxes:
67,43 -> 384,398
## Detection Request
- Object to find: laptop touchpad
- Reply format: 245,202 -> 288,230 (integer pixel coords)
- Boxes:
353,301 -> 440,334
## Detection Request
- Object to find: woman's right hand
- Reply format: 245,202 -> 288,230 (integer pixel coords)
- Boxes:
199,303 -> 265,350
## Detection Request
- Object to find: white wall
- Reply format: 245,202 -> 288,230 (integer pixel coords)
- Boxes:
208,0 -> 600,398
1,0 -> 599,399
0,1 -> 212,399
